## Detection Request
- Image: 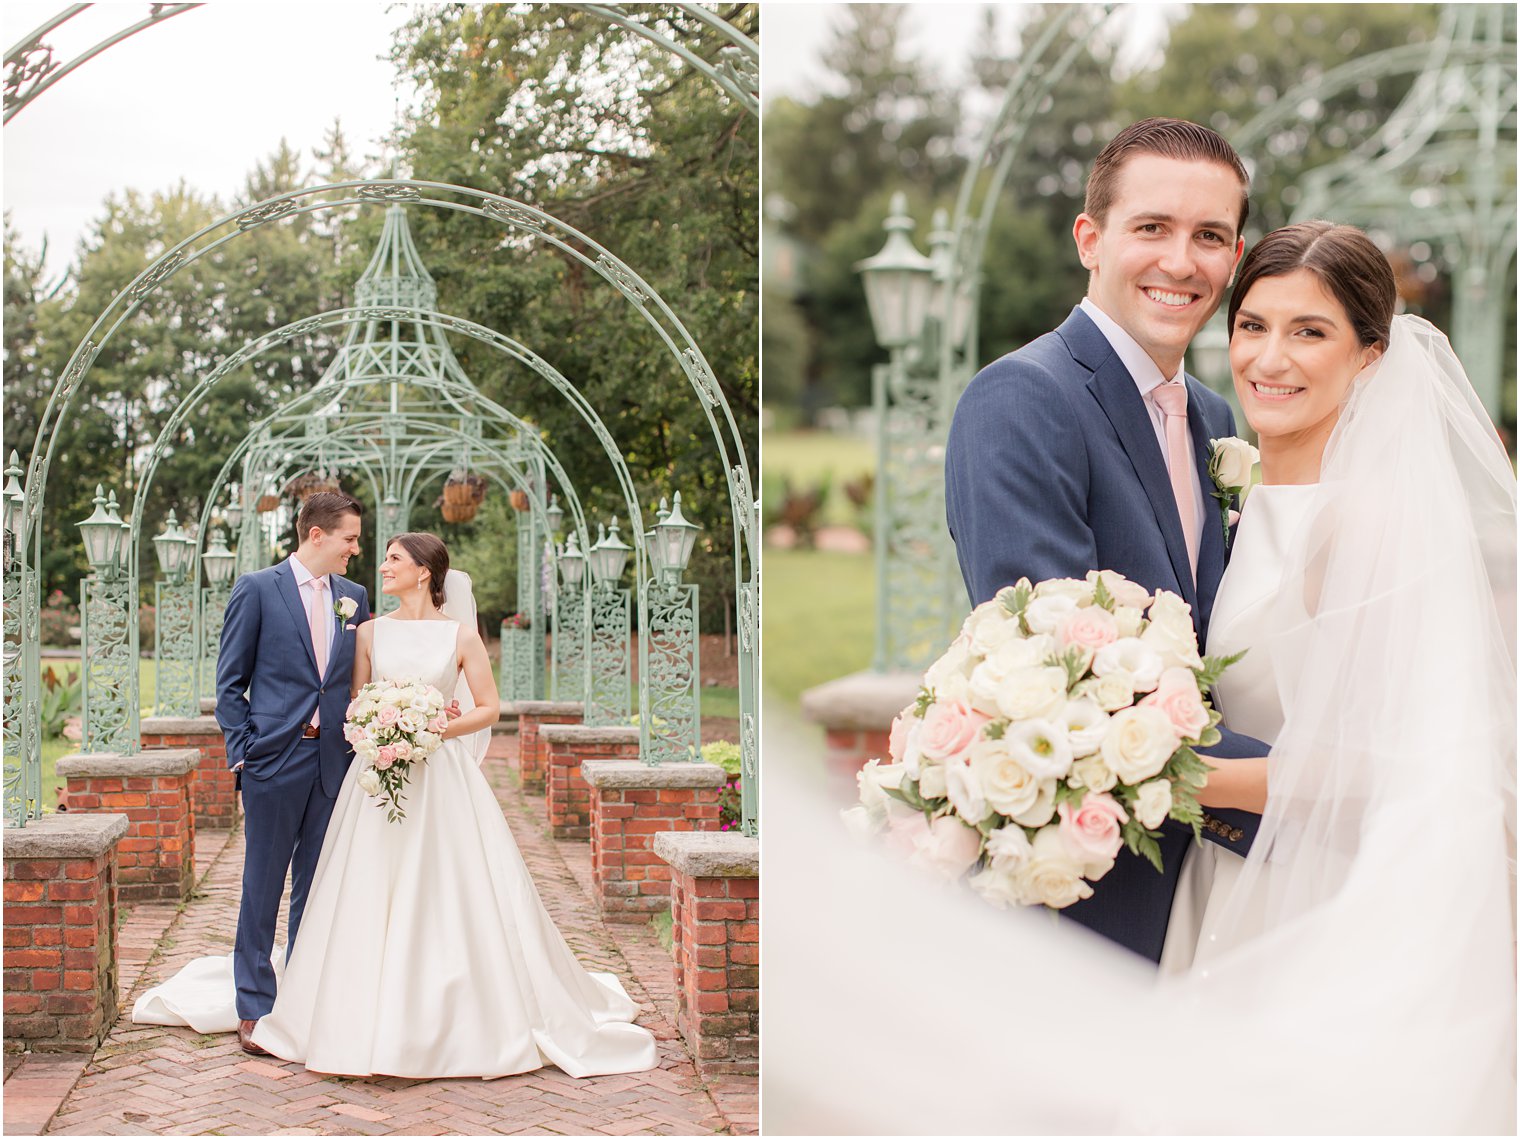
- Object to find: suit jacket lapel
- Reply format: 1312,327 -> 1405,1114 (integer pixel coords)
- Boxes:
324,579 -> 350,682
1084,348 -> 1199,610
275,560 -> 321,677
1186,385 -> 1226,642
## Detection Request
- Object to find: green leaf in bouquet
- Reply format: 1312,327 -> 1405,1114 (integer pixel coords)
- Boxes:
1195,726 -> 1222,748
1193,648 -> 1248,690
1169,789 -> 1203,828
984,720 -> 1007,740
1044,646 -> 1090,691
1002,581 -> 1033,619
1122,818 -> 1165,873
914,688 -> 936,717
1091,574 -> 1115,612
1054,781 -> 1087,810
884,779 -> 929,812
1166,746 -> 1214,790
975,814 -> 1006,839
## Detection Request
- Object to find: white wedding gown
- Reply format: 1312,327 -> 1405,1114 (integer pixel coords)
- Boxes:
133,617 -> 658,1080
1159,482 -> 1317,972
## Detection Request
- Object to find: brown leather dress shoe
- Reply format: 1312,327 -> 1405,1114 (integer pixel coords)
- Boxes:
238,1018 -> 269,1056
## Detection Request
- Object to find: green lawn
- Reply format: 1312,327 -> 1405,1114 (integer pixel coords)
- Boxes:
761,547 -> 875,706
762,428 -> 876,528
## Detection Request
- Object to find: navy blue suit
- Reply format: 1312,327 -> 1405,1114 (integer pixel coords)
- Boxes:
216,559 -> 370,1020
945,306 -> 1265,963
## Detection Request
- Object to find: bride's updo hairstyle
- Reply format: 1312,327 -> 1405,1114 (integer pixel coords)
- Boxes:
388,532 -> 449,609
1227,221 -> 1396,350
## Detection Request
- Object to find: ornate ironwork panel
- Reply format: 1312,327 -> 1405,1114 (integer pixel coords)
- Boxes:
81,577 -> 138,753
586,586 -> 631,727
515,502 -> 545,699
874,361 -> 960,671
643,580 -> 700,765
154,581 -> 198,717
499,625 -> 538,702
737,579 -> 757,835
198,583 -> 231,706
3,561 -> 43,826
553,585 -> 588,702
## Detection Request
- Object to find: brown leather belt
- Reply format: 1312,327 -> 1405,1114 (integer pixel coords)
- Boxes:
301,724 -> 320,739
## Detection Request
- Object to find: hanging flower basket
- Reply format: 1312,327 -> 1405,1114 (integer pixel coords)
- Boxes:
440,499 -> 479,524
509,488 -> 530,512
468,473 -> 488,505
443,469 -> 474,506
256,494 -> 281,513
285,471 -> 342,504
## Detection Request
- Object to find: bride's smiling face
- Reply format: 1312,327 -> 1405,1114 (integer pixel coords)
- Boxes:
379,543 -> 428,597
1230,268 -> 1383,442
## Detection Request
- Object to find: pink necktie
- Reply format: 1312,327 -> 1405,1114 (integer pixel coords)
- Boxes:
1151,381 -> 1198,579
308,578 -> 328,726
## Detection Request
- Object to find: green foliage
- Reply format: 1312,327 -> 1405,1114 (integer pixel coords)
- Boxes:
1121,817 -> 1165,874
701,739 -> 742,775
39,666 -> 80,740
1194,648 -> 1249,691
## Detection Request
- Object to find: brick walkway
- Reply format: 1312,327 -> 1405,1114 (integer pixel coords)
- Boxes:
6,736 -> 756,1136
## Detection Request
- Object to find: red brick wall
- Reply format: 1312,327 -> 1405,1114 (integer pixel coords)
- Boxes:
518,710 -> 582,795
3,851 -> 119,1050
824,728 -> 892,800
545,733 -> 638,840
589,785 -> 721,920
669,869 -> 758,1075
64,771 -> 195,902
141,728 -> 238,830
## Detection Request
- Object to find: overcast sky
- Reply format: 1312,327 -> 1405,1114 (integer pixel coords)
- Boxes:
4,1 -> 412,279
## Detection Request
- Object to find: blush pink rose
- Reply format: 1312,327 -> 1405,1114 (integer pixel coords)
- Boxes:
887,710 -> 917,763
1057,605 -> 1119,654
392,740 -> 413,762
376,705 -> 400,726
428,716 -> 447,733
375,746 -> 396,770
1057,792 -> 1128,866
1140,667 -> 1211,741
916,700 -> 990,765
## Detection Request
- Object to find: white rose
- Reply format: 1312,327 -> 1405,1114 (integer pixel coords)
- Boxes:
1078,672 -> 1136,713
967,637 -> 1058,716
1133,778 -> 1174,829
984,823 -> 1034,870
1085,569 -> 1153,610
1070,754 -> 1118,794
1210,436 -> 1260,490
357,768 -> 382,796
840,805 -> 880,840
969,863 -> 1028,909
335,596 -> 358,620
917,762 -> 948,800
960,604 -> 1022,657
1060,698 -> 1109,758
931,669 -> 971,706
967,738 -> 1044,818
856,758 -> 905,821
1092,637 -> 1165,693
1141,592 -> 1203,670
899,717 -> 926,778
1001,718 -> 1074,781
1033,577 -> 1095,605
925,635 -> 977,691
1015,827 -> 1094,909
1113,605 -> 1145,639
354,738 -> 380,762
398,709 -> 426,734
415,730 -> 441,754
1100,706 -> 1182,784
944,760 -> 991,824
1025,594 -> 1079,634
909,815 -> 983,881
410,695 -> 434,713
995,666 -> 1069,722
1010,777 -> 1057,828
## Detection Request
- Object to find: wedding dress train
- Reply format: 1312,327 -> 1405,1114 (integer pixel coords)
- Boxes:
134,618 -> 658,1080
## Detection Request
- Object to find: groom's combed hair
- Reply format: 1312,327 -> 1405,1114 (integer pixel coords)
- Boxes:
296,491 -> 363,543
388,532 -> 449,609
1084,117 -> 1250,233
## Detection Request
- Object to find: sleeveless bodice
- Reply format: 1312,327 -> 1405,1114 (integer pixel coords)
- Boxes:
371,618 -> 461,698
1205,483 -> 1321,744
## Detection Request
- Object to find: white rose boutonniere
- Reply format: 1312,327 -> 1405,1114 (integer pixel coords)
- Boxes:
334,595 -> 358,623
1207,436 -> 1260,548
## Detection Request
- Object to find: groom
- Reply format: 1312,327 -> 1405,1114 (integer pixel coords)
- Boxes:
945,118 -> 1267,963
216,491 -> 371,1052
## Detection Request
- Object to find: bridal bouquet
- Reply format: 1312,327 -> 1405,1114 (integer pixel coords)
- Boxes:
343,679 -> 450,822
843,571 -> 1243,909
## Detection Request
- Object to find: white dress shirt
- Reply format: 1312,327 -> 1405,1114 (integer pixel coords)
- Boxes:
1079,298 -> 1208,553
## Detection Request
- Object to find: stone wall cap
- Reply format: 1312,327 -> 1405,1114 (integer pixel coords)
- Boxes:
653,831 -> 758,877
799,668 -> 923,730
57,749 -> 201,778
581,760 -> 727,789
503,701 -> 584,717
541,725 -> 638,745
140,715 -> 222,734
3,812 -> 130,858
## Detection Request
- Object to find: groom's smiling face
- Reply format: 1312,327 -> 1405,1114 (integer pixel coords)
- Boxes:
1074,154 -> 1245,376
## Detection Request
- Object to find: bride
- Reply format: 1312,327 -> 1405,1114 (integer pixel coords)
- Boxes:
134,532 -> 658,1080
768,223 -> 1515,1134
